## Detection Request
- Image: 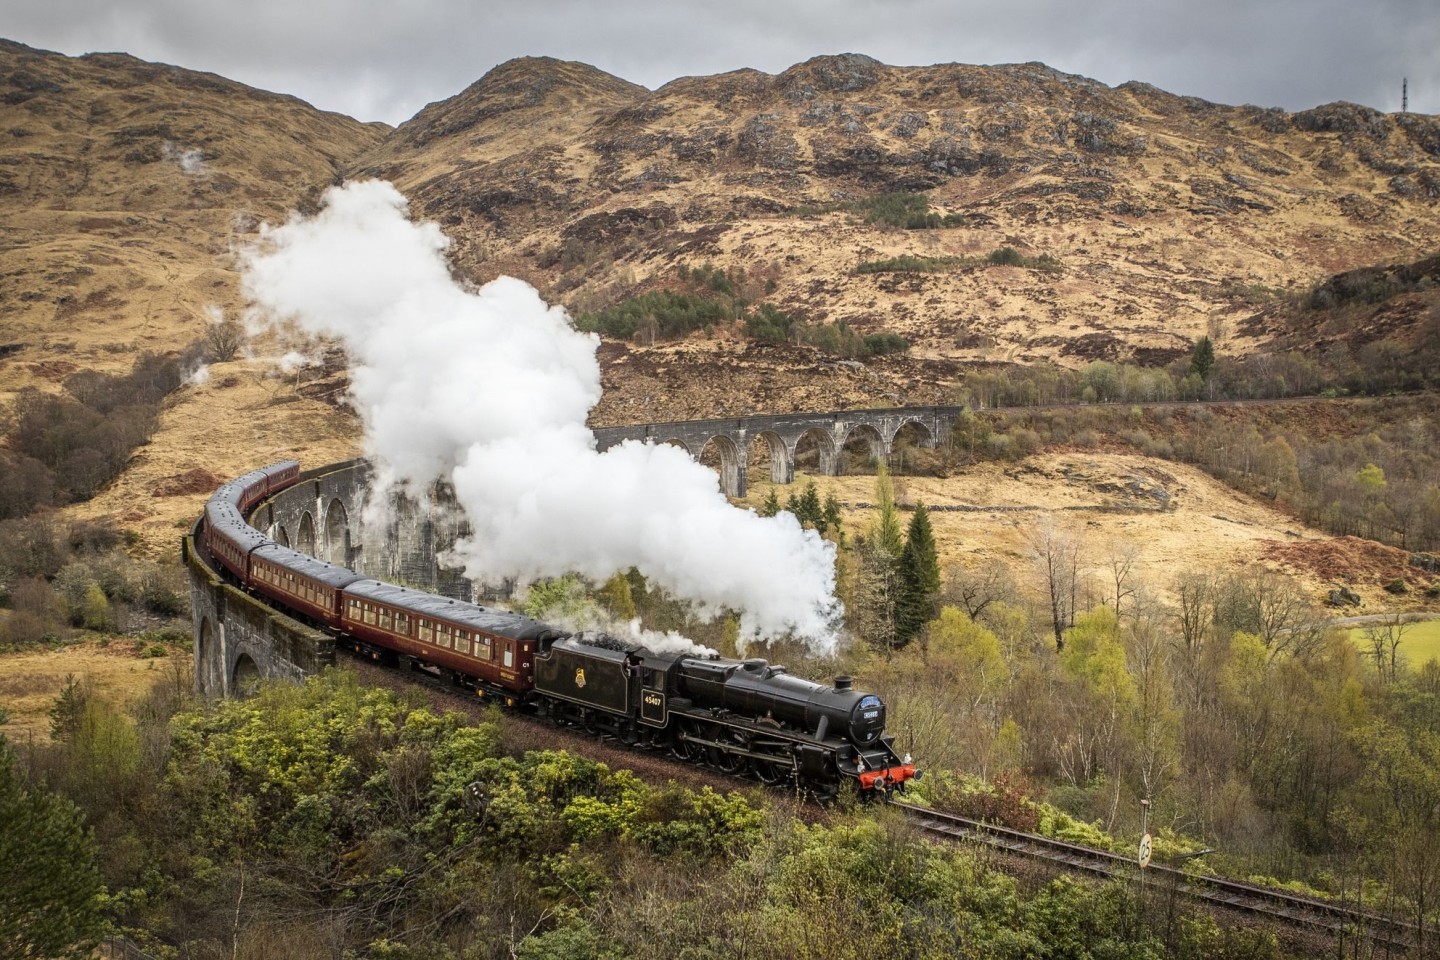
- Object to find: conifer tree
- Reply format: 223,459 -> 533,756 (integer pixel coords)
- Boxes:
759,487 -> 781,518
0,736 -> 103,958
870,463 -> 904,561
822,493 -> 844,543
799,482 -> 823,531
896,501 -> 942,646
1189,336 -> 1215,380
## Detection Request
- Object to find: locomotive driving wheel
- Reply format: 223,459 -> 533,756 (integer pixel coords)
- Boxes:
703,726 -> 747,774
670,719 -> 702,762
709,739 -> 749,775
753,754 -> 792,786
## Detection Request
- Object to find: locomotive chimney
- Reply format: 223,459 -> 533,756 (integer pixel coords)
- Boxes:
833,676 -> 853,690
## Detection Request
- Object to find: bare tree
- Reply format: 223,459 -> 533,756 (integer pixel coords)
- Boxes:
1104,542 -> 1139,623
1027,520 -> 1082,651
943,560 -> 1018,623
1238,568 -> 1325,662
1170,569 -> 1215,712
1124,588 -> 1178,802
1362,614 -> 1411,683
205,319 -> 246,362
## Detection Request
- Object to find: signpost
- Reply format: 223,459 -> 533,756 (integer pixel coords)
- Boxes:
1138,798 -> 1152,869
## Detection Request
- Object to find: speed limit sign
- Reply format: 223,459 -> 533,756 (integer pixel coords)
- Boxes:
1138,832 -> 1153,868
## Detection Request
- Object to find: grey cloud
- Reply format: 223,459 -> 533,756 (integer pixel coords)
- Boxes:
3,0 -> 1435,124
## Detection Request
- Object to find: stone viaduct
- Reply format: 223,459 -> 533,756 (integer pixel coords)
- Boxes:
187,406 -> 963,696
592,406 -> 959,498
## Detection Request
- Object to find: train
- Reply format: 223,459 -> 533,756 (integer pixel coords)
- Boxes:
200,461 -> 920,797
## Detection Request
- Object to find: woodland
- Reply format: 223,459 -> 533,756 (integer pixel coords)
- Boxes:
3,405 -> 1440,956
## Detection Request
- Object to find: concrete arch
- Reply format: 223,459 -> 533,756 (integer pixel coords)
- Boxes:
747,431 -> 792,487
273,525 -> 290,548
698,434 -> 744,498
232,652 -> 261,697
324,498 -> 350,565
296,512 -> 316,556
659,437 -> 692,456
791,428 -> 838,477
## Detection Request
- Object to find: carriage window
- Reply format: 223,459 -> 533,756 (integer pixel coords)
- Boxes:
395,613 -> 409,634
477,636 -> 492,660
363,604 -> 376,625
419,619 -> 433,643
503,647 -> 514,668
438,625 -> 452,648
379,608 -> 393,630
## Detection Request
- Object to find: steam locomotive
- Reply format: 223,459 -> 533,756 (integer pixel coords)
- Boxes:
200,461 -> 919,797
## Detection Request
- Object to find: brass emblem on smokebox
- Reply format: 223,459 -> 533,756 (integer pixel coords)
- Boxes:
575,668 -> 586,688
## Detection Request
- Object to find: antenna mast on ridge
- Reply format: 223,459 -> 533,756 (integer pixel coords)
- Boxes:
1402,78 -> 1408,114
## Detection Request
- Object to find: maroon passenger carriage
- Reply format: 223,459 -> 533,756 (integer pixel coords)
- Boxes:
197,461 -> 920,797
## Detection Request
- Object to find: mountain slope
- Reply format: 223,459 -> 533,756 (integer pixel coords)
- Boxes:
0,40 -> 385,394
2,44 -> 1439,553
345,54 -> 1440,414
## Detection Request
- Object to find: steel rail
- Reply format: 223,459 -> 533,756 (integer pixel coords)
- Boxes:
891,799 -> 1435,951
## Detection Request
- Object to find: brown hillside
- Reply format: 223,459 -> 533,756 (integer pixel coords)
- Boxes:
0,40 -> 386,398
347,54 -> 1440,421
1,44 -> 1437,569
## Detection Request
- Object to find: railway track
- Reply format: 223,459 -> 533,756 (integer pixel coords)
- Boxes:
893,800 -> 1436,953
346,645 -> 1440,952
342,641 -> 1436,951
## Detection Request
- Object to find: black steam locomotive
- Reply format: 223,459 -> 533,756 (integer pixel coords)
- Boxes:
199,462 -> 919,797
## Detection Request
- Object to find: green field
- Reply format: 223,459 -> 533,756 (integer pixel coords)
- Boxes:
1348,619 -> 1440,670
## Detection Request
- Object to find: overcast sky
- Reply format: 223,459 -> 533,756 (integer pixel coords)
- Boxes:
5,0 -> 1436,126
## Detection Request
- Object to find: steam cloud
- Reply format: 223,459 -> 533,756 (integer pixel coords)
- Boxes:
164,141 -> 208,176
241,180 -> 841,650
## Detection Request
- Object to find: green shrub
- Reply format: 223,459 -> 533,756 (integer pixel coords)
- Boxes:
856,254 -> 961,274
862,332 -> 910,356
744,303 -> 797,343
573,290 -> 731,341
985,247 -> 1062,272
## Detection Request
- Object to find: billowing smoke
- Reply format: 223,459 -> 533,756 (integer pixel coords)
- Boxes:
241,180 -> 841,651
164,141 -> 208,176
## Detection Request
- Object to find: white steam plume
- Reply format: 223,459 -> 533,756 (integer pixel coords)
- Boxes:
164,141 -> 208,176
241,180 -> 841,651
